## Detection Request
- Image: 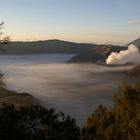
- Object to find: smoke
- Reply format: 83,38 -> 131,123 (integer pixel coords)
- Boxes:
106,44 -> 140,65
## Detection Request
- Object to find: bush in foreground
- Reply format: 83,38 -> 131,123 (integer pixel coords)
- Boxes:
81,83 -> 140,140
0,82 -> 140,140
0,104 -> 80,140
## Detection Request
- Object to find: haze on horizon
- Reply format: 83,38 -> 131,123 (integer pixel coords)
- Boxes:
0,0 -> 140,45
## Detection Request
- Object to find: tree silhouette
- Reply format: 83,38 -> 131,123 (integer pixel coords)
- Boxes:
82,83 -> 140,140
0,22 -> 9,51
0,104 -> 80,140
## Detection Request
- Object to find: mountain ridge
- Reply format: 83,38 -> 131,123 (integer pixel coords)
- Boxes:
1,38 -> 139,63
1,39 -> 96,54
126,38 -> 140,47
69,44 -> 126,63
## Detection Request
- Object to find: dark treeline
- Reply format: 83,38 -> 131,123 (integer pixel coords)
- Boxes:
0,104 -> 80,140
0,82 -> 140,140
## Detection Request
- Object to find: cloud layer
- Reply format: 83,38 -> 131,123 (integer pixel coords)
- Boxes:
128,20 -> 140,24
0,54 -> 137,126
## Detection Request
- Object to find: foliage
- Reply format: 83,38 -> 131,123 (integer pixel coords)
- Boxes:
82,83 -> 140,140
0,82 -> 140,140
0,104 -> 80,140
0,22 -> 9,51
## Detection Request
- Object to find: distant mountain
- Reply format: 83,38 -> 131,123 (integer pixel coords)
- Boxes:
0,39 -> 96,54
70,38 -> 140,63
126,38 -> 140,47
0,39 -> 130,63
69,45 -> 127,63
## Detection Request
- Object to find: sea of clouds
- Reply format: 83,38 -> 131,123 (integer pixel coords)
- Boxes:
0,54 -> 137,126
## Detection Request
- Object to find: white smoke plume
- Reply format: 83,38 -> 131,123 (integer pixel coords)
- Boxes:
106,44 -> 140,65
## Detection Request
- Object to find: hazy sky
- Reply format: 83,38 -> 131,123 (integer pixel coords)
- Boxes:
0,0 -> 140,45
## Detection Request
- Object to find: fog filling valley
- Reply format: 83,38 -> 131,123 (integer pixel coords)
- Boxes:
0,54 -> 138,126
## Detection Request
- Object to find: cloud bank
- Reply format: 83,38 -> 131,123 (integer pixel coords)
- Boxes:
128,20 -> 140,24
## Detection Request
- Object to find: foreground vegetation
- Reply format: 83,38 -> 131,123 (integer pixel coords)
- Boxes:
82,82 -> 140,140
0,82 -> 139,140
0,104 -> 80,140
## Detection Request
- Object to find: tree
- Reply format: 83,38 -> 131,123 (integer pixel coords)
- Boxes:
0,104 -> 80,140
0,22 -> 9,51
82,83 -> 140,140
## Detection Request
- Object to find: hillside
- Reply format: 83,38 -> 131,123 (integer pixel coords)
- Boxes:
1,39 -> 138,63
126,38 -> 140,47
0,76 -> 37,107
69,45 -> 127,63
1,39 -> 96,54
127,64 -> 140,77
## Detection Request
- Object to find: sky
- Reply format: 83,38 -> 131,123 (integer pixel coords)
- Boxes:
0,0 -> 140,45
